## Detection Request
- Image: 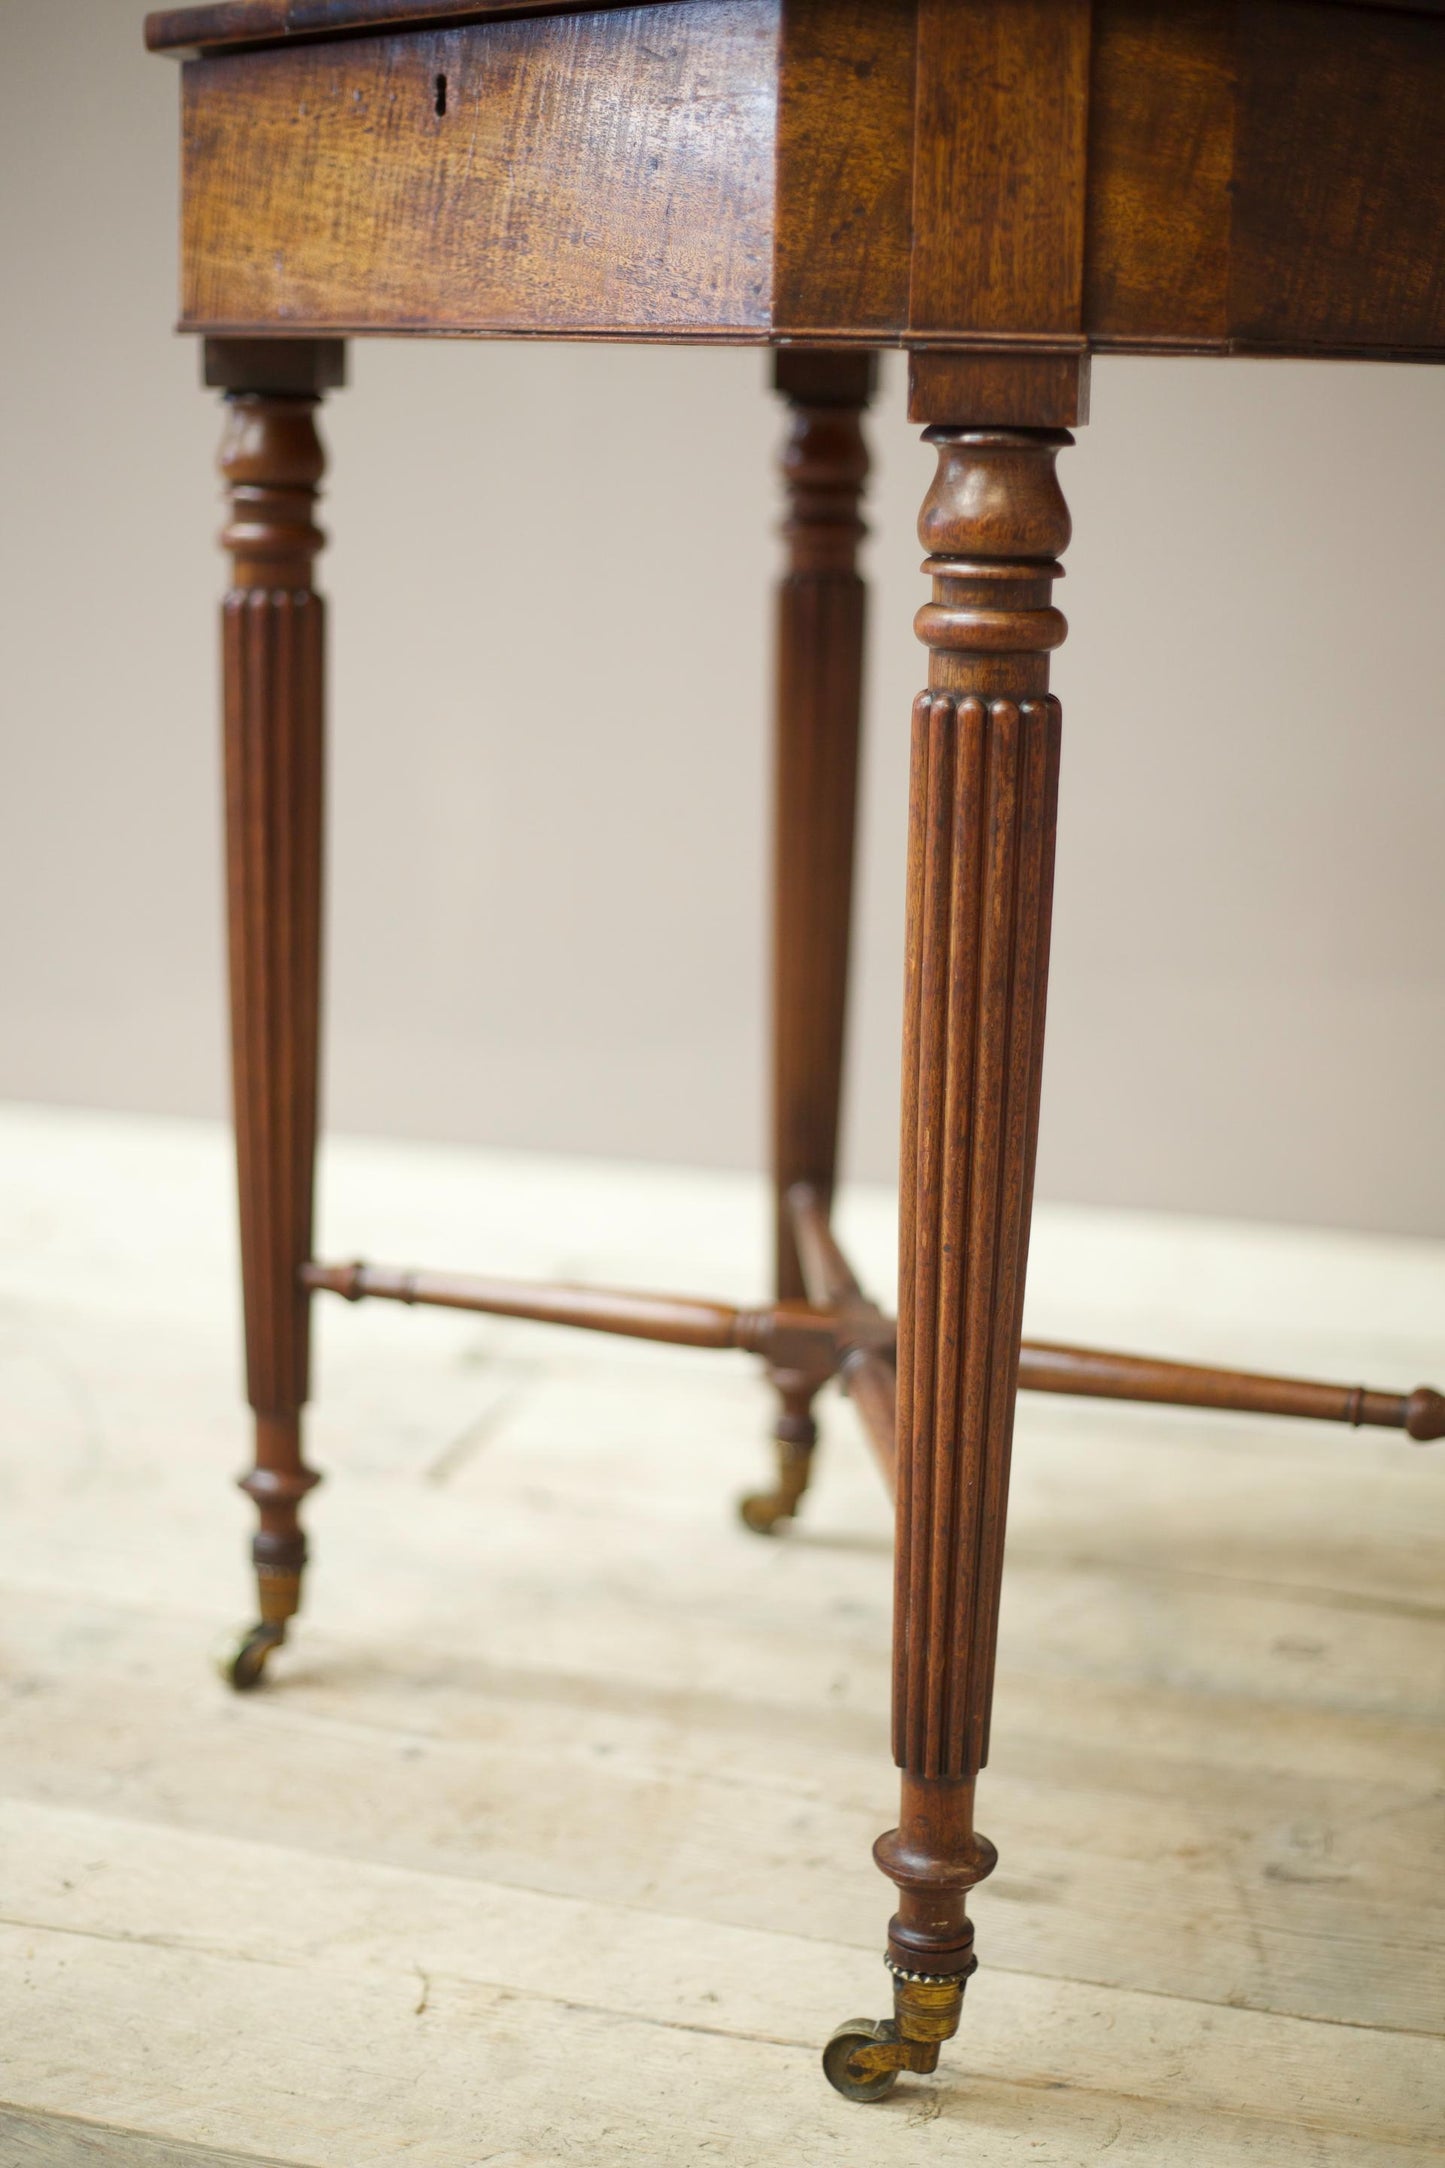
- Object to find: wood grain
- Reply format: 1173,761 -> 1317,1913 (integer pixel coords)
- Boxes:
7,1567 -> 1442,2028
746,350 -> 877,1532
787,1185 -> 899,1488
1232,0 -> 1445,353
908,349 -> 1090,429
769,353 -> 873,1307
0,2108 -> 297,2168
1084,0 -> 1236,346
3,1564 -> 1441,2151
11,1912 -> 1438,2166
897,426 -> 1073,1773
203,336 -> 348,392
161,0 -> 1445,355
217,363 -> 330,1639
180,5 -> 778,336
2,1098 -> 1443,2152
909,0 -> 1091,338
148,0 -> 684,54
1020,1340 -> 1445,1439
773,0 -> 914,335
131,0 -> 1445,2120
1084,0 -> 1445,356
879,419 -> 1071,1993
301,1257 -> 848,1382
146,0 -> 1445,55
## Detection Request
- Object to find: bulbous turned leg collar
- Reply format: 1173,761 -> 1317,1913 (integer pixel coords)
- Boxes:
874,1812 -> 998,1978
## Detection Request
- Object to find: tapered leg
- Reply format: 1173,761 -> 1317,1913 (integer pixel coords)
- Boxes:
209,338 -> 344,1689
742,350 -> 877,1535
825,416 -> 1073,2096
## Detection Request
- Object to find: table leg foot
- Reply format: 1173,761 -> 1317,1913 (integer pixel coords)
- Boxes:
224,1620 -> 287,1693
822,1971 -> 966,2102
739,1388 -> 817,1534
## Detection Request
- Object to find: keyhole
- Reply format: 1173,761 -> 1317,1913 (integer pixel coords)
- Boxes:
434,73 -> 447,117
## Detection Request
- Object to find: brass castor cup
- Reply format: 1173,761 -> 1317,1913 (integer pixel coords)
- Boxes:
223,1620 -> 287,1691
222,1553 -> 304,1691
822,1968 -> 966,2102
738,1409 -> 816,1535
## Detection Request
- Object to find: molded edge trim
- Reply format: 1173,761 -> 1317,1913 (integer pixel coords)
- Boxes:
147,0 -> 684,57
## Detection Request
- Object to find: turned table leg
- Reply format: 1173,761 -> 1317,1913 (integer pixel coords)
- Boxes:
742,350 -> 877,1536
208,338 -> 344,1690
825,413 -> 1073,2098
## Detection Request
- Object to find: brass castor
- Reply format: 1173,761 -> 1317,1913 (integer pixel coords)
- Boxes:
822,1968 -> 965,2102
822,2019 -> 904,2103
738,1422 -> 815,1536
738,1484 -> 798,1536
223,1621 -> 286,1692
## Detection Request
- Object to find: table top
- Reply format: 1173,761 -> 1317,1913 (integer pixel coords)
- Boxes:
145,0 -> 1445,54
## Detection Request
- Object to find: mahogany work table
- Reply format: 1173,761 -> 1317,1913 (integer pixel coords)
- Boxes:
147,0 -> 1445,2105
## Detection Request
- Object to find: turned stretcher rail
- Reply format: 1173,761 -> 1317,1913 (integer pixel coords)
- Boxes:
786,1186 -> 1443,1445
1018,1341 -> 1445,1441
300,1259 -> 842,1372
306,1259 -> 742,1345
789,1182 -> 872,1317
303,1245 -> 1444,1447
787,1183 -> 899,1486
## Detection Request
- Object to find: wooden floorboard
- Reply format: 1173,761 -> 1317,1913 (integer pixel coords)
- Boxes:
0,2107 -> 299,2168
0,1105 -> 1441,2164
3,1585 -> 1440,2036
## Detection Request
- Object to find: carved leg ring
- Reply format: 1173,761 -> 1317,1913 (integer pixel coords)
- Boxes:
824,421 -> 1071,2094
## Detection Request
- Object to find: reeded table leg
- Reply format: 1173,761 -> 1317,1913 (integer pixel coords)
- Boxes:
742,350 -> 877,1536
209,338 -> 344,1690
826,420 -> 1072,2097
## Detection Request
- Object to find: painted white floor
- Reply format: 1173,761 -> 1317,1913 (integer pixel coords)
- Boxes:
0,1102 -> 1441,2166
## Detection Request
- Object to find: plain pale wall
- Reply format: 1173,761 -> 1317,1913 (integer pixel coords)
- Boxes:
3,1 -> 1443,1236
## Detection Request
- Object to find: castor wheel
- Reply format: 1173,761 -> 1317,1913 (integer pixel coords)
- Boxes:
223,1621 -> 285,1692
738,1487 -> 793,1535
824,1970 -> 964,2099
822,2019 -> 904,2103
